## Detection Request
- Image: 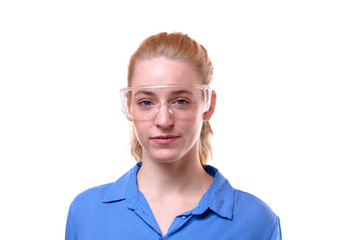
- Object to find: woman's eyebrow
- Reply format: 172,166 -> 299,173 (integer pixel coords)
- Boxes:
134,89 -> 194,96
170,89 -> 194,96
134,90 -> 156,97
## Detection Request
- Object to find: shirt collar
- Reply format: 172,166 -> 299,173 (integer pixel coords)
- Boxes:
102,162 -> 141,204
193,165 -> 235,220
102,162 -> 235,220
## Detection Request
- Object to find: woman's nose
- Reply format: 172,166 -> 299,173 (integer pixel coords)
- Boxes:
154,103 -> 174,128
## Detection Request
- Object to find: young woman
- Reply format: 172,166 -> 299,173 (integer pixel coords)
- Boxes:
66,32 -> 282,240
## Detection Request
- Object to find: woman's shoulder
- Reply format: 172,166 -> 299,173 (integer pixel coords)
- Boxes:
69,166 -> 136,209
232,189 -> 280,234
70,182 -> 114,208
234,189 -> 275,215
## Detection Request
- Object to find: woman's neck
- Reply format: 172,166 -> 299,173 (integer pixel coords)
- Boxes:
136,156 -> 213,198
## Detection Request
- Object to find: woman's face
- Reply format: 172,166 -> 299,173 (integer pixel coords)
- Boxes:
129,56 -> 207,164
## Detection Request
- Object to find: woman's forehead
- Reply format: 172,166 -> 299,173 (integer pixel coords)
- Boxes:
131,57 -> 202,86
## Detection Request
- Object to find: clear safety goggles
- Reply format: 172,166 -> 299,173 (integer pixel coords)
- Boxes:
120,84 -> 212,120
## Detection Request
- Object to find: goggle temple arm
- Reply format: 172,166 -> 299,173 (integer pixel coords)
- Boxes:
203,86 -> 212,112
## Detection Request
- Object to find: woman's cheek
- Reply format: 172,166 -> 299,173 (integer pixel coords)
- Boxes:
133,121 -> 151,147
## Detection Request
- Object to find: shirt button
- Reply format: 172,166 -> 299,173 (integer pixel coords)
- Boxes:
159,237 -> 163,240
181,216 -> 187,219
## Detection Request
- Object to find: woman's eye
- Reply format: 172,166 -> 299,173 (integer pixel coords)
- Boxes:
139,100 -> 153,106
174,99 -> 189,105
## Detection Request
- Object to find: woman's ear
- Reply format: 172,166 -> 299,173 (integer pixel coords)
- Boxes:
125,102 -> 134,121
126,113 -> 133,121
203,90 -> 216,121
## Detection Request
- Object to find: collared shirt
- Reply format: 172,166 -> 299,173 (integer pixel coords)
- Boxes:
66,162 -> 282,240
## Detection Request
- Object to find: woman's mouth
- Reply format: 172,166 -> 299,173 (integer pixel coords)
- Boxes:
151,135 -> 179,145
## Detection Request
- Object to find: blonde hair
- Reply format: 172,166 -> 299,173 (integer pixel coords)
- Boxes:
127,32 -> 214,167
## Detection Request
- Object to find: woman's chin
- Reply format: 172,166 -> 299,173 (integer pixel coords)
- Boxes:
144,150 -> 184,164
151,155 -> 180,164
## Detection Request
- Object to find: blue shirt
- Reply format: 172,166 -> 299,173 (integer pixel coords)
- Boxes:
66,162 -> 281,239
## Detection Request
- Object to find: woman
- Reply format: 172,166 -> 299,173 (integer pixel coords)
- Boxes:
66,32 -> 282,239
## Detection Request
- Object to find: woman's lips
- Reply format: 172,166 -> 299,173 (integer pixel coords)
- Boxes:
151,135 -> 179,145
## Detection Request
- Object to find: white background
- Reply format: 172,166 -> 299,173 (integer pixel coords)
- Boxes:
1,0 -> 359,239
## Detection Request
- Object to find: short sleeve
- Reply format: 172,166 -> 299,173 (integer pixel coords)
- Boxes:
268,216 -> 282,240
65,202 -> 77,240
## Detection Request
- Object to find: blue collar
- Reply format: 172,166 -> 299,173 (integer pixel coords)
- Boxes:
102,162 -> 235,220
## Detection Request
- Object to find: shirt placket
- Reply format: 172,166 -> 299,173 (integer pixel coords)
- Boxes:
164,213 -> 193,238
128,193 -> 163,237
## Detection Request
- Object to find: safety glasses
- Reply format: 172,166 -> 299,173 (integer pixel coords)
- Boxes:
120,84 -> 211,120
